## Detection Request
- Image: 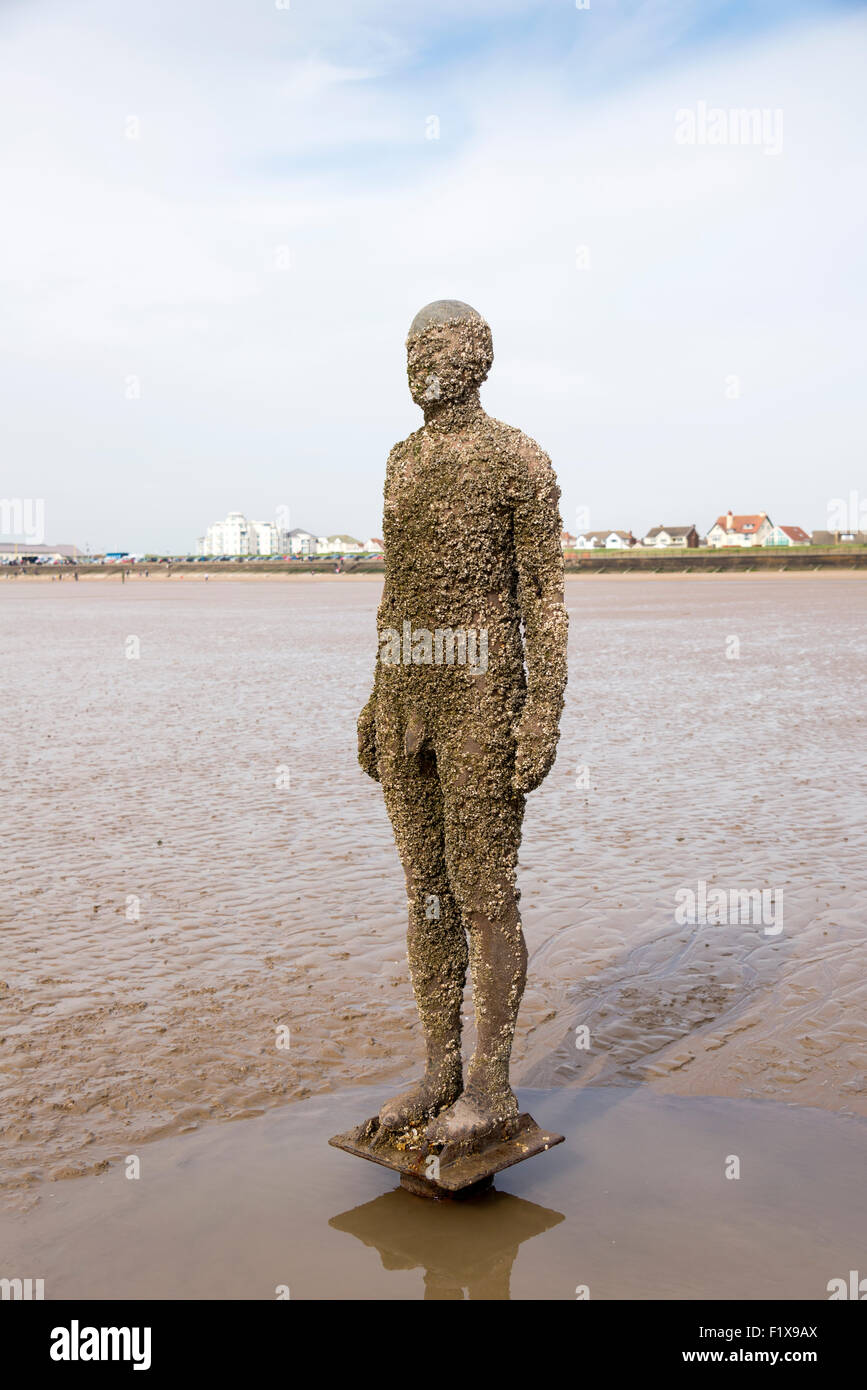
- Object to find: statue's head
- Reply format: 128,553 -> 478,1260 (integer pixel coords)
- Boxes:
406,299 -> 493,409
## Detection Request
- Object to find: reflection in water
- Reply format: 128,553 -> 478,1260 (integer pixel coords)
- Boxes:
330,1187 -> 564,1300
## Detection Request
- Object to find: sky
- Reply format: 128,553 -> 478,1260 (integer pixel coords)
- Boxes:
1,0 -> 866,553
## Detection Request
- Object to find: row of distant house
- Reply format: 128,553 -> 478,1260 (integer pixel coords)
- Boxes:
290,512 -> 827,559
562,513 -> 822,551
283,529 -> 383,557
193,510 -> 865,559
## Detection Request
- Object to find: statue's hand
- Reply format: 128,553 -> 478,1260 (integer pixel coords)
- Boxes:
512,704 -> 559,794
357,696 -> 380,782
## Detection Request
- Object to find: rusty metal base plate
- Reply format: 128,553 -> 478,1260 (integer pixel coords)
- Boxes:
329,1112 -> 564,1199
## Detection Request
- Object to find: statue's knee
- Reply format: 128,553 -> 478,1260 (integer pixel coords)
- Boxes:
453,875 -> 520,929
408,884 -> 453,926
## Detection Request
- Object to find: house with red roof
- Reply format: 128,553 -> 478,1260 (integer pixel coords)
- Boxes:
705,511 -> 773,547
763,524 -> 811,547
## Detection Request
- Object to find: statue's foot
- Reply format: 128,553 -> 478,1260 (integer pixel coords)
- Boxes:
423,1086 -> 520,1163
371,1070 -> 462,1148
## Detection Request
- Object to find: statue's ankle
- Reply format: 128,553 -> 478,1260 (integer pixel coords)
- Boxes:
425,1051 -> 462,1091
465,1063 -> 515,1109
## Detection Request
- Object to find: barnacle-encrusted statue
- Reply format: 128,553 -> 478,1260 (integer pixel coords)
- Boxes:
357,299 -> 568,1161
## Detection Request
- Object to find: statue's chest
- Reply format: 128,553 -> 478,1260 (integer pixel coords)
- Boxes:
386,443 -> 508,549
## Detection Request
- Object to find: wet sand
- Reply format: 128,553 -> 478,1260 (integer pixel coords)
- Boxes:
1,576 -> 865,1205
1,1084 -> 864,1299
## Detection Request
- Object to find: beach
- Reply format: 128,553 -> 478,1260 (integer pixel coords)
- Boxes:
1,574 -> 865,1208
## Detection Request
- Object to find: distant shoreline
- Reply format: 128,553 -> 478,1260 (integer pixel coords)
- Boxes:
4,570 -> 867,583
3,548 -> 867,582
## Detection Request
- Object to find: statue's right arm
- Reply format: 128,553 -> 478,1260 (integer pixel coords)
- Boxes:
357,686 -> 380,781
357,445 -> 398,782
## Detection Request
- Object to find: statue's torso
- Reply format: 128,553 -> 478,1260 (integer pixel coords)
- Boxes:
380,414 -> 527,632
374,412 -> 545,729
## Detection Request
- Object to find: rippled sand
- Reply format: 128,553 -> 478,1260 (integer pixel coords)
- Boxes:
1,575 -> 865,1198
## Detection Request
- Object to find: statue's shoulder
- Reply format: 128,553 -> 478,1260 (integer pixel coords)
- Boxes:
386,427 -> 424,464
383,429 -> 425,486
391,426 -> 426,452
483,415 -> 557,495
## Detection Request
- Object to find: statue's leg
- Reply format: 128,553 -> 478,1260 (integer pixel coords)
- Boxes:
425,714 -> 528,1156
373,710 -> 468,1139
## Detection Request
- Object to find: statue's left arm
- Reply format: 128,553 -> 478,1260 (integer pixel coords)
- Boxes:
511,443 -> 569,793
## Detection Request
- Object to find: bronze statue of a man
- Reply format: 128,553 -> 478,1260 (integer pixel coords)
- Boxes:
358,300 -> 568,1160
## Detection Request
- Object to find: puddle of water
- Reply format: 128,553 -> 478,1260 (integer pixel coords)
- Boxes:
2,1084 -> 864,1300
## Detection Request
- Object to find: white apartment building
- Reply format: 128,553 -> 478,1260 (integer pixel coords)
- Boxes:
251,521 -> 284,555
197,512 -> 288,556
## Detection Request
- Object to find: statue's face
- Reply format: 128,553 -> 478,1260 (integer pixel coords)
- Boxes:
406,318 -> 493,408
